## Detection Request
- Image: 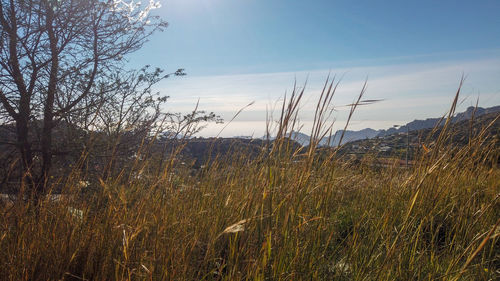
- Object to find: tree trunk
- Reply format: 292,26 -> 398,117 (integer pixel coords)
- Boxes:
38,1 -> 58,193
39,115 -> 53,193
15,115 -> 34,188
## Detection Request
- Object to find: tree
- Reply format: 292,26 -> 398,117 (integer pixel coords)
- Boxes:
0,0 -> 166,193
84,66 -> 187,179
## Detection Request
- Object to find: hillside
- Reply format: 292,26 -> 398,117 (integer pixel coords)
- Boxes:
376,105 -> 500,137
339,111 -> 500,159
283,105 -> 500,146
2,110 -> 499,280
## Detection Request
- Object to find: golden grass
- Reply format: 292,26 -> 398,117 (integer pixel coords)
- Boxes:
0,81 -> 499,280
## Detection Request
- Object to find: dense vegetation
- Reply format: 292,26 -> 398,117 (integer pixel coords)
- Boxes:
0,1 -> 498,280
0,86 -> 499,280
339,111 -> 500,161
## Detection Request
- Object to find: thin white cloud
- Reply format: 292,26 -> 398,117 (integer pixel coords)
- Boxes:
159,57 -> 500,137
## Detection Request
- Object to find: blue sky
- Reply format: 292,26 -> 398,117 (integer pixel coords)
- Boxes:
129,0 -> 500,137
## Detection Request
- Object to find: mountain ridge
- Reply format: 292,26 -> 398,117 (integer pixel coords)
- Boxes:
287,105 -> 500,146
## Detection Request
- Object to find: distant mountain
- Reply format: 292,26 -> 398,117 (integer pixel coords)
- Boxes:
377,105 -> 500,137
258,131 -> 311,146
290,131 -> 311,146
454,105 -> 500,121
154,107 -> 500,168
339,111 -> 500,158
292,105 -> 500,147
285,128 -> 379,147
320,128 -> 379,146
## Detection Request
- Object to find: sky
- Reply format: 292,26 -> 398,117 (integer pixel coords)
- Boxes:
128,0 -> 500,137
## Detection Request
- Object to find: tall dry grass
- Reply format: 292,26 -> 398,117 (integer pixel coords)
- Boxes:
0,80 -> 498,280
